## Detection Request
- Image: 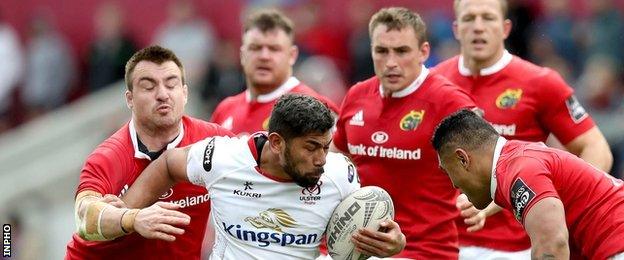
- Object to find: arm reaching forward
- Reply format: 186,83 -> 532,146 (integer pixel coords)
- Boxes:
123,146 -> 192,208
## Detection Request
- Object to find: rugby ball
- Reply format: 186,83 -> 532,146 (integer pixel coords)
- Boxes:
326,186 -> 394,260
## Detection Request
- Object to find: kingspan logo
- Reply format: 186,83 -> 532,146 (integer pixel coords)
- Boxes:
222,208 -> 319,247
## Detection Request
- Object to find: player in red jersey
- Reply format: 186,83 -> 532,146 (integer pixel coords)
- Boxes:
431,0 -> 613,258
332,7 -> 477,258
65,46 -> 233,260
433,110 -> 624,260
210,9 -> 339,136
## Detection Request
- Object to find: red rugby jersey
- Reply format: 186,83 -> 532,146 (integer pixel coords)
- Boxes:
210,77 -> 339,136
493,139 -> 624,260
432,51 -> 596,251
333,67 -> 476,259
65,116 -> 232,260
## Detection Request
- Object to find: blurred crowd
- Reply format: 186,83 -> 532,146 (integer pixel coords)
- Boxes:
1,0 -> 624,175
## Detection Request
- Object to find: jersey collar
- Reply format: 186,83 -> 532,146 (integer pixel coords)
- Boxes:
129,119 -> 185,160
379,65 -> 429,98
490,136 -> 507,200
459,50 -> 512,76
246,76 -> 300,103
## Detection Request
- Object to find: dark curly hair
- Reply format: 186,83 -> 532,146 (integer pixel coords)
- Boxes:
269,94 -> 334,141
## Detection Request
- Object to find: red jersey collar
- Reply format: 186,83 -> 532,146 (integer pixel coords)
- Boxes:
129,119 -> 185,160
459,50 -> 513,76
379,65 -> 429,98
245,77 -> 300,103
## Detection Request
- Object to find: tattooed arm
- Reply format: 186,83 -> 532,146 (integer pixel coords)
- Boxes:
524,197 -> 569,259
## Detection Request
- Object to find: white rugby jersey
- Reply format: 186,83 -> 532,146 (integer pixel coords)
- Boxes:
186,132 -> 360,259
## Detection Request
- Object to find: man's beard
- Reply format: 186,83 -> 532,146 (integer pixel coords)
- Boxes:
283,146 -> 324,188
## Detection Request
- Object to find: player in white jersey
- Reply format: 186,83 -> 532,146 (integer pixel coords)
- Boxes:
122,94 -> 406,259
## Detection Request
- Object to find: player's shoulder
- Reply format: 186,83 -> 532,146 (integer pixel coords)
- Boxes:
182,115 -> 232,138
213,92 -> 247,113
346,76 -> 380,97
323,153 -> 358,181
290,83 -> 340,112
290,83 -> 319,96
425,73 -> 471,98
431,56 -> 460,76
508,56 -> 560,82
85,124 -> 133,166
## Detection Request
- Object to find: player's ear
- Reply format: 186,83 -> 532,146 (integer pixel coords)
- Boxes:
125,90 -> 133,110
455,149 -> 470,170
268,133 -> 285,154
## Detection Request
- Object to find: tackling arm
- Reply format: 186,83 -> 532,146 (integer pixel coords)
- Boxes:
524,197 -> 569,259
122,146 -> 191,208
74,190 -> 139,241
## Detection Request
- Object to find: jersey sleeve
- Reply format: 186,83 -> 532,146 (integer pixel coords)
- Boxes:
186,136 -> 233,188
504,156 -> 561,225
536,70 -> 595,144
326,153 -> 361,200
76,146 -> 127,197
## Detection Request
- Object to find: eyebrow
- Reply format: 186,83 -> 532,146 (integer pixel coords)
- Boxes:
306,138 -> 333,147
137,77 -> 156,85
165,75 -> 180,82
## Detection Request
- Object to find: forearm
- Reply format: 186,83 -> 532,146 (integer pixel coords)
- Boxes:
75,193 -> 139,241
578,144 -> 613,173
123,152 -> 177,208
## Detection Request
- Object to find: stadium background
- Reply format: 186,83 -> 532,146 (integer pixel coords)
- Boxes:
1,0 -> 623,258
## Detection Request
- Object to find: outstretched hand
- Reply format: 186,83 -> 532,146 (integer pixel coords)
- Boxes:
133,202 -> 191,241
456,193 -> 486,232
350,219 -> 406,257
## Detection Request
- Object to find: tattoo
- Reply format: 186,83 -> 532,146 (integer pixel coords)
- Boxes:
532,253 -> 556,260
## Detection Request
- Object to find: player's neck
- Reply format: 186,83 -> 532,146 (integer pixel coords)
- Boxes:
247,76 -> 290,99
258,141 -> 291,180
463,48 -> 505,76
134,122 -> 181,152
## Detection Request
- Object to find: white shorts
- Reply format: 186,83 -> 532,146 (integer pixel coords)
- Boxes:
611,252 -> 624,260
460,246 -> 531,260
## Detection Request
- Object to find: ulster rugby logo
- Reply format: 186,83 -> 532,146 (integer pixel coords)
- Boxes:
244,208 -> 297,232
496,89 -> 522,109
400,110 -> 425,131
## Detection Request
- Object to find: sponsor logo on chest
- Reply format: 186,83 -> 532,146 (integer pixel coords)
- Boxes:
221,208 -> 319,247
347,131 -> 421,160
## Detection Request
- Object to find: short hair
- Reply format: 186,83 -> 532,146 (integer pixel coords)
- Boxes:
124,45 -> 185,91
243,8 -> 294,43
269,94 -> 334,141
453,0 -> 509,19
432,109 -> 499,154
368,7 -> 427,46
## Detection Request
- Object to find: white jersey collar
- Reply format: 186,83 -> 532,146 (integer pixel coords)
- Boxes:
246,76 -> 300,103
490,136 -> 507,200
459,50 -> 512,76
129,119 -> 185,160
379,65 -> 429,98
